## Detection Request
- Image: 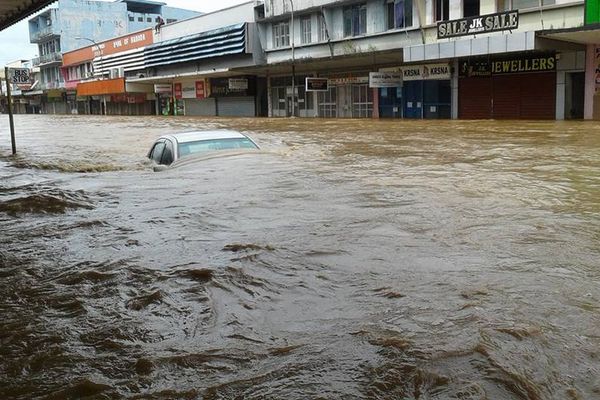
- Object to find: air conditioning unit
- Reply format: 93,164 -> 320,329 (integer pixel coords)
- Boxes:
118,67 -> 124,77
110,68 -> 119,79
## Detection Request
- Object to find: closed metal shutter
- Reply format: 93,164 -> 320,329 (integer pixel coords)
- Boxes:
216,97 -> 255,117
492,75 -> 520,119
184,98 -> 216,116
459,73 -> 555,119
519,72 -> 556,120
459,77 -> 492,119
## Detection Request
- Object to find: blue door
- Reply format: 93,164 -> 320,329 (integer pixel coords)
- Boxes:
403,81 -> 423,119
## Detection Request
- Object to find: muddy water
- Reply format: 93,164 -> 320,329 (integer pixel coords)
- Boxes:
1,115 -> 599,399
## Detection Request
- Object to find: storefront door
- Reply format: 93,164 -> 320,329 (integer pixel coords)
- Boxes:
403,81 -> 423,119
336,86 -> 353,118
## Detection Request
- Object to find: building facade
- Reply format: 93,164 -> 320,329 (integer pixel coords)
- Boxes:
27,0 -> 200,113
256,0 -> 594,120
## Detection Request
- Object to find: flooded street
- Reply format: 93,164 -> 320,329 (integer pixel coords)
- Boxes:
1,115 -> 599,399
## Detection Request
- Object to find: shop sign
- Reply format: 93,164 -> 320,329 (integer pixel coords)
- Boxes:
401,64 -> 451,81
174,83 -> 183,99
369,72 -> 403,87
195,81 -> 205,99
180,83 -> 196,99
305,77 -> 329,91
110,94 -> 146,103
459,53 -> 556,77
154,84 -> 172,94
228,78 -> 248,90
438,10 -> 518,39
47,89 -> 63,98
328,76 -> 369,85
210,77 -> 254,97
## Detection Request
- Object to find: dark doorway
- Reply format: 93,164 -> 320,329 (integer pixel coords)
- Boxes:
463,0 -> 480,17
566,72 -> 584,119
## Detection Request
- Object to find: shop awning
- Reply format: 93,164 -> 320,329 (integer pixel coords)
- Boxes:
144,23 -> 246,68
0,0 -> 56,31
537,24 -> 600,45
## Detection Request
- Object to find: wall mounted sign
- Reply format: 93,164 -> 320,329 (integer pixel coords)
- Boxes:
305,77 -> 329,91
459,53 -> 556,77
174,83 -> 183,99
401,64 -> 451,81
369,72 -> 403,88
595,46 -> 600,92
437,10 -> 519,39
210,77 -> 255,97
154,84 -> 172,94
328,76 -> 369,85
195,81 -> 205,99
228,78 -> 249,90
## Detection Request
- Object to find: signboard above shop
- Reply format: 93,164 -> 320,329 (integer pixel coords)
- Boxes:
459,53 -> 556,77
369,72 -> 403,88
305,77 -> 329,91
401,64 -> 451,81
437,10 -> 518,39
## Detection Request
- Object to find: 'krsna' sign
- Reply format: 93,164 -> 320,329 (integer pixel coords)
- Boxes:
438,11 -> 518,39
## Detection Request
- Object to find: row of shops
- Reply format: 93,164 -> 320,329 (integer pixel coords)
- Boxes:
3,50 -> 586,120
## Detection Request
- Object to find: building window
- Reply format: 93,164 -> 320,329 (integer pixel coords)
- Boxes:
463,0 -> 480,17
147,17 -> 152,22
387,0 -> 413,29
138,16 -> 143,22
318,15 -> 327,41
166,19 -> 177,23
129,16 -> 134,21
301,16 -> 311,44
435,0 -> 449,21
343,4 -> 367,37
498,0 -> 554,10
273,21 -> 290,48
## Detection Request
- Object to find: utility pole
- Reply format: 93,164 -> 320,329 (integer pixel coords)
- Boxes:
289,0 -> 296,118
4,67 -> 17,155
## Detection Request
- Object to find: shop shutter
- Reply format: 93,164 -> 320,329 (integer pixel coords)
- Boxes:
216,97 -> 255,117
492,75 -> 520,119
519,72 -> 556,120
184,98 -> 216,116
458,77 -> 492,119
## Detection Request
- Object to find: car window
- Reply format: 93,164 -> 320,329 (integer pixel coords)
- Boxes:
150,141 -> 166,163
178,138 -> 258,156
161,140 -> 174,165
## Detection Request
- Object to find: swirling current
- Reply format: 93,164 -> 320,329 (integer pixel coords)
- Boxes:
1,115 -> 599,399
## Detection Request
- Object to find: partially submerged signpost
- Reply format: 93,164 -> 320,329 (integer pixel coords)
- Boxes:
3,67 -> 29,155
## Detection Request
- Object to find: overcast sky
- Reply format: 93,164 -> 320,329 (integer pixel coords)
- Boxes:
0,0 -> 249,66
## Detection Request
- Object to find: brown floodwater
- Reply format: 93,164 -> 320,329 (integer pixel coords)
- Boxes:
1,115 -> 599,399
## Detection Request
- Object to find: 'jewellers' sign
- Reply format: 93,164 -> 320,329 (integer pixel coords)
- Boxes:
401,64 -> 451,81
459,53 -> 556,77
437,11 -> 518,39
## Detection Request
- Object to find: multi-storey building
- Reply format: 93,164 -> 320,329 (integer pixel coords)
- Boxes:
27,0 -> 200,113
256,0 -> 595,120
61,2 -> 266,117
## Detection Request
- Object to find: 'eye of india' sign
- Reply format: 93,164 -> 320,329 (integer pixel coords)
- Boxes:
438,10 -> 518,39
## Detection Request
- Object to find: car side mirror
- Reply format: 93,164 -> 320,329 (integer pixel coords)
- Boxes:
153,164 -> 169,172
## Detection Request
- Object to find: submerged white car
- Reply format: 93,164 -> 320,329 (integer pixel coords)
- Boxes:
148,130 -> 259,169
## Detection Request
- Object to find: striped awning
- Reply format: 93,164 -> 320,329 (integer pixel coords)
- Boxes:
144,23 -> 246,68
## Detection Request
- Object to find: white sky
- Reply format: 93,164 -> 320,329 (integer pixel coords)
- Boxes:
0,0 -> 249,66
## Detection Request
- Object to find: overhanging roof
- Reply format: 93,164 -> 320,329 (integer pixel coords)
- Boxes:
0,0 -> 56,31
537,23 -> 600,45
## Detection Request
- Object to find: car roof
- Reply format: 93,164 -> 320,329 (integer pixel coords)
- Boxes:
162,130 -> 249,144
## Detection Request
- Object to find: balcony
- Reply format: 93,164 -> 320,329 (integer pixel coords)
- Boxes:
30,25 -> 59,43
33,52 -> 63,67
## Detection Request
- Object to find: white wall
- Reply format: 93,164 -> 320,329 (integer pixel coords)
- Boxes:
157,1 -> 255,41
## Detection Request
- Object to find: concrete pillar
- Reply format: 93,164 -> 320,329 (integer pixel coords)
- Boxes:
267,73 -> 272,118
556,71 -> 565,120
584,44 -> 598,120
451,59 -> 459,119
372,88 -> 379,119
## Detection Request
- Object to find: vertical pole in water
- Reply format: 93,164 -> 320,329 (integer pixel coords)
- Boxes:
4,67 -> 16,155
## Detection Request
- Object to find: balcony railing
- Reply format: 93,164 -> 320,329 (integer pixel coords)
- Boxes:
30,25 -> 59,42
33,52 -> 63,67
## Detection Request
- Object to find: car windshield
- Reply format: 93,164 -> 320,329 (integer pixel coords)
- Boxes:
178,137 -> 258,157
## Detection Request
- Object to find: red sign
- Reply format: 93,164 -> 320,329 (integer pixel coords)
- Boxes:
195,81 -> 205,99
174,83 -> 183,99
